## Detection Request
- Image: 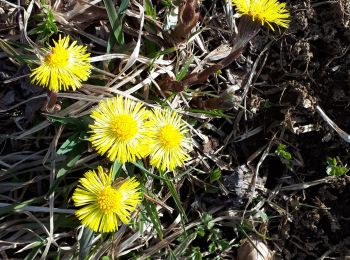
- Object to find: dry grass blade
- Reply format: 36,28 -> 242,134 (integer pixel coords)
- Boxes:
316,105 -> 350,143
40,125 -> 63,260
276,176 -> 335,191
109,1 -> 145,89
0,203 -> 74,214
139,220 -> 201,259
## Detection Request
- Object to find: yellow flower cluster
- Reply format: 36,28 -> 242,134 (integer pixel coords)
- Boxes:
29,36 -> 193,234
89,96 -> 192,171
73,97 -> 192,233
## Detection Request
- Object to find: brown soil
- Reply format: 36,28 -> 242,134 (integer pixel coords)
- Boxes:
234,0 -> 350,258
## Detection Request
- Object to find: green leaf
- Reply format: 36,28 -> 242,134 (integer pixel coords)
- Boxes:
210,228 -> 222,241
195,225 -> 205,237
46,114 -> 91,131
202,212 -> 213,222
161,0 -> 172,8
210,168 -> 221,183
177,232 -> 187,243
255,210 -> 269,222
207,221 -> 215,230
47,141 -> 87,195
326,157 -> 349,176
188,247 -> 202,260
112,160 -> 122,180
208,242 -> 216,253
275,144 -> 292,160
216,239 -> 230,251
57,132 -> 81,155
202,212 -> 214,230
56,141 -> 87,179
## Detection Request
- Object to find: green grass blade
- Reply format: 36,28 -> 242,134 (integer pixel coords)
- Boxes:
23,243 -> 43,260
0,197 -> 42,215
143,198 -> 163,239
173,232 -> 197,257
132,161 -> 167,182
78,228 -> 94,260
144,0 -> 156,18
103,0 -> 129,50
56,141 -> 86,179
176,55 -> 194,81
162,172 -> 188,222
187,108 -> 232,119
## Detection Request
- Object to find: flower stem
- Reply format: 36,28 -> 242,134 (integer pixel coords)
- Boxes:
46,91 -> 58,113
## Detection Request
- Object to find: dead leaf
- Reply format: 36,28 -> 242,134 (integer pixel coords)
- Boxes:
171,0 -> 200,44
53,0 -> 107,30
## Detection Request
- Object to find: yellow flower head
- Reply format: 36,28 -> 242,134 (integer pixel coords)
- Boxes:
72,166 -> 142,233
89,96 -> 151,164
232,0 -> 290,30
146,109 -> 192,171
31,35 -> 92,91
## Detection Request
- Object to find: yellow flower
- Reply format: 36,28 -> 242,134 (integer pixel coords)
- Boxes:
232,0 -> 290,30
146,109 -> 192,171
89,96 -> 151,164
31,35 -> 92,91
72,166 -> 142,233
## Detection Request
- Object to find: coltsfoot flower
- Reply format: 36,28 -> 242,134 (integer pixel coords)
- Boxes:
89,96 -> 151,164
232,0 -> 290,30
146,109 -> 192,171
72,166 -> 142,233
31,35 -> 92,91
